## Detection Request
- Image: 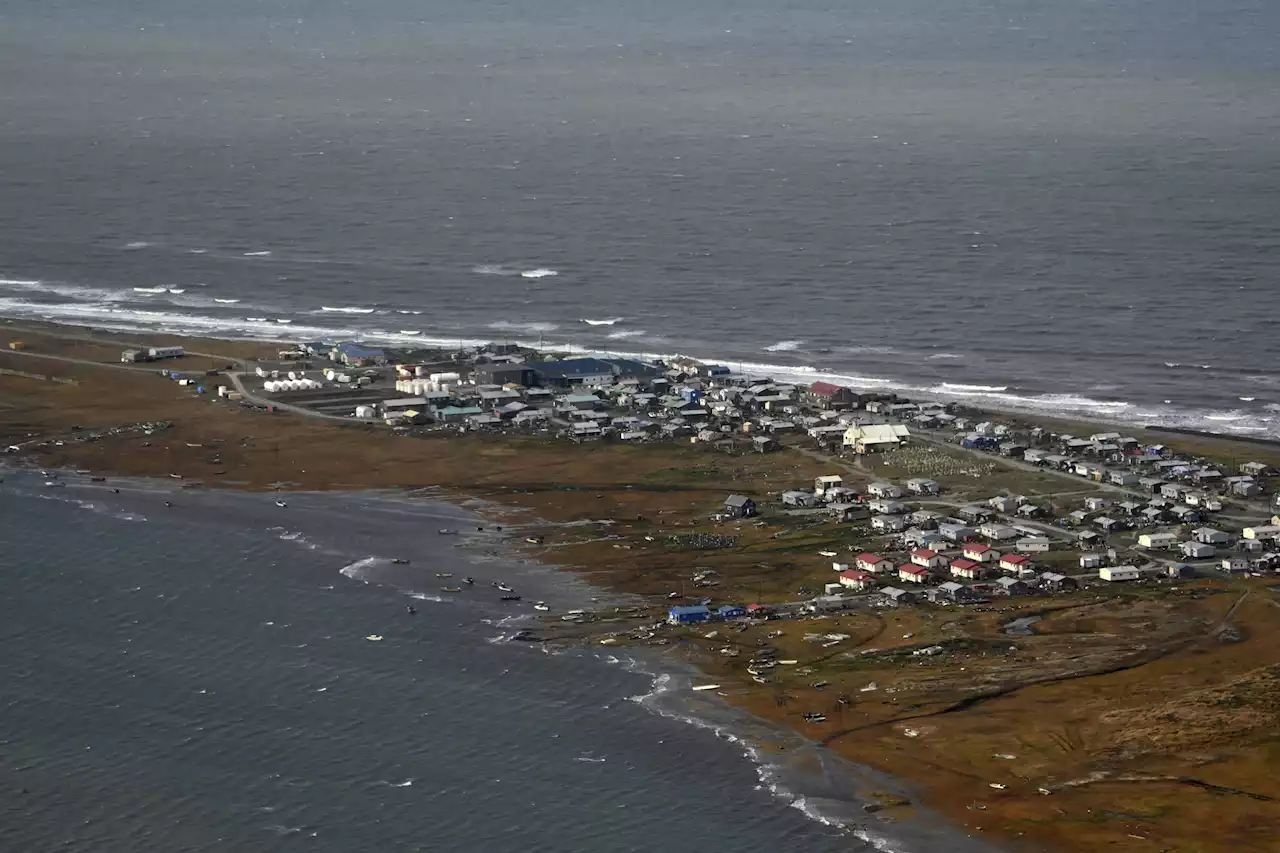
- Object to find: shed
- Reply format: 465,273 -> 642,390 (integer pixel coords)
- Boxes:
995,577 -> 1028,595
1079,553 -> 1106,569
781,490 -> 818,508
936,581 -> 970,602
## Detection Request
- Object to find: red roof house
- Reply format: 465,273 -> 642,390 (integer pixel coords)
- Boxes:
898,565 -> 931,584
910,548 -> 948,569
839,570 -> 876,590
949,558 -> 988,580
805,381 -> 856,410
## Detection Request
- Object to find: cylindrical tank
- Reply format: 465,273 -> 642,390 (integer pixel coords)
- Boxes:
255,367 -> 266,377
325,369 -> 336,381
415,366 -> 427,377
287,371 -> 297,380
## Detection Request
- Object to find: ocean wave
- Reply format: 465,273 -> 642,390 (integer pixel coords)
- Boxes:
123,241 -> 152,249
840,345 -> 898,356
521,268 -> 558,279
133,286 -> 168,294
243,251 -> 272,257
580,318 -> 623,326
321,306 -> 376,314
339,556 -> 381,581
471,264 -> 521,276
926,352 -> 964,360
0,278 -> 43,287
764,340 -> 803,352
939,382 -> 1009,393
214,298 -> 240,304
606,329 -> 646,339
488,320 -> 558,333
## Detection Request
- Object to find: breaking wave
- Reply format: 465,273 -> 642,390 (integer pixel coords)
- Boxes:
321,306 -> 376,314
764,340 -> 803,352
606,329 -> 646,339
488,320 -> 558,333
580,318 -> 623,326
521,268 -> 558,279
939,382 -> 1010,393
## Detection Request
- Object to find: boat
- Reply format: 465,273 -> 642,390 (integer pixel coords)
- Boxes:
365,635 -> 383,642
525,535 -> 544,544
462,577 -> 475,585
691,684 -> 721,691
667,591 -> 681,599
440,586 -> 461,593
399,330 -> 421,336
819,550 -> 837,557
496,583 -> 513,592
438,528 -> 457,535
435,572 -> 453,578
90,476 -> 106,482
500,595 -> 522,602
44,481 -> 64,488
533,602 -> 549,611
275,500 -> 287,508
391,558 -> 410,565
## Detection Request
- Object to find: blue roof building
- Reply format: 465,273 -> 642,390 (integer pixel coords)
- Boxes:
667,605 -> 711,625
333,342 -> 387,365
715,605 -> 746,620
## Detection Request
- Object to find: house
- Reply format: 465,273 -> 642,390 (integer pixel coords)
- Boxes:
723,495 -> 757,518
935,581 -> 971,602
827,502 -> 869,522
957,504 -> 995,523
999,554 -> 1031,573
1079,553 -> 1106,569
1231,480 -> 1261,498
1039,572 -> 1076,591
994,577 -> 1028,596
1016,536 -> 1051,553
1116,500 -> 1144,516
843,423 -> 911,453
1222,556 -> 1250,573
989,495 -> 1020,514
1085,497 -> 1110,511
534,357 -> 620,388
963,543 -> 998,563
1192,527 -> 1229,545
1243,525 -> 1280,541
898,565 -> 931,584
332,342 -> 388,366
1016,504 -> 1043,519
1169,505 -> 1201,523
1108,470 -> 1140,486
979,522 -> 1018,541
949,558 -> 987,580
848,554 -> 888,575
938,522 -> 978,543
1138,531 -> 1180,549
870,498 -> 910,516
910,548 -> 948,570
838,570 -> 876,591
716,605 -> 747,620
1067,510 -> 1091,526
752,435 -> 779,453
667,605 -> 711,625
1100,565 -> 1141,582
814,475 -> 844,497
1094,516 -> 1125,533
877,586 -> 916,607
906,478 -> 940,496
781,490 -> 818,508
867,482 -> 904,499
871,514 -> 907,533
908,510 -> 943,528
1181,541 -> 1215,559
804,381 -> 857,410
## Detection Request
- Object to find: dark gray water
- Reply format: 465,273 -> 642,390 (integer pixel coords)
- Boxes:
1,0 -> 1278,435
0,470 -> 1006,852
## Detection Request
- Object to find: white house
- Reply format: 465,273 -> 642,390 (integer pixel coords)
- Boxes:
1084,497 -> 1110,511
989,495 -> 1019,514
898,565 -> 931,584
868,498 -> 909,515
1181,541 -> 1215,559
1192,527 -> 1229,545
1221,556 -> 1249,573
999,554 -> 1031,573
1138,531 -> 1180,549
1016,536 -> 1051,553
979,523 -> 1018,541
871,514 -> 907,533
814,475 -> 844,497
963,543 -> 998,563
838,570 -> 876,591
1243,525 -> 1280,541
855,553 -> 894,574
906,478 -> 939,496
1079,553 -> 1106,569
1100,565 -> 1141,582
843,423 -> 911,453
910,548 -> 948,570
867,482 -> 904,499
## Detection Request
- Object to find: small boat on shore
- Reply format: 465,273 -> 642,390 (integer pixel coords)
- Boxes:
275,500 -> 287,508
500,595 -> 521,602
438,528 -> 457,535
525,535 -> 544,544
365,635 -> 383,642
495,583 -> 513,592
441,586 -> 461,593
533,602 -> 549,611
391,558 -> 410,565
45,481 -> 65,488
90,476 -> 106,482
436,572 -> 453,578
462,577 -> 475,585
691,684 -> 721,692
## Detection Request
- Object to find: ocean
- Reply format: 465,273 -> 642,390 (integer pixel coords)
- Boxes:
0,469 -> 1004,852
0,0 -> 1278,437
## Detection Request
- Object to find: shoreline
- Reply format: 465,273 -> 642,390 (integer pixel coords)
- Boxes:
1,312 -> 1276,440
4,318 -> 1280,852
0,462 -> 992,851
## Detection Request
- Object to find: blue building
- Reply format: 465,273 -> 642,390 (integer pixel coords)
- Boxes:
704,365 -> 731,376
667,605 -> 711,625
333,342 -> 388,366
715,605 -> 746,620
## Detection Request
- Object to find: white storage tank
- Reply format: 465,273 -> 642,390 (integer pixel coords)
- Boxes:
355,405 -> 376,418
287,371 -> 297,380
325,369 -> 336,381
255,366 -> 267,377
415,366 -> 427,377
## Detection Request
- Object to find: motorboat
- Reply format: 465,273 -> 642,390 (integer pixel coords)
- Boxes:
441,586 -> 461,593
435,572 -> 453,578
496,583 -> 513,592
365,635 -> 383,642
533,602 -> 549,611
525,535 -> 544,544
44,481 -> 65,488
462,577 -> 475,585
275,500 -> 287,508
